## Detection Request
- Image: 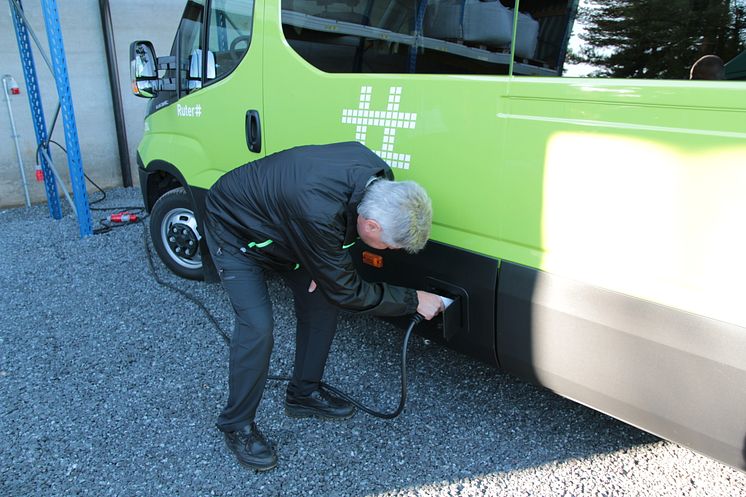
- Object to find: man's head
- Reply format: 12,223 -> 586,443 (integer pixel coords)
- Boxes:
690,55 -> 725,80
357,179 -> 432,253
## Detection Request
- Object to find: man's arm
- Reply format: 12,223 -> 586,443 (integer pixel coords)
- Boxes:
286,217 -> 425,317
308,278 -> 442,320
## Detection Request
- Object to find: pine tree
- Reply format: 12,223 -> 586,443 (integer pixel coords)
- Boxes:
574,0 -> 746,78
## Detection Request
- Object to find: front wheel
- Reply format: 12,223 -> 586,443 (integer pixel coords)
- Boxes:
149,188 -> 204,280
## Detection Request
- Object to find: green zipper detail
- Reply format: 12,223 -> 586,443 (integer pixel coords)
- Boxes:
342,241 -> 356,249
293,263 -> 300,270
247,239 -> 273,249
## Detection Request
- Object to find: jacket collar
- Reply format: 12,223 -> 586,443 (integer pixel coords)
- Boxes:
343,167 -> 393,248
343,206 -> 358,248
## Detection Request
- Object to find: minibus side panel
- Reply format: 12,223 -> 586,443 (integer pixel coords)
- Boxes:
497,261 -> 746,471
500,78 -> 746,329
352,240 -> 500,368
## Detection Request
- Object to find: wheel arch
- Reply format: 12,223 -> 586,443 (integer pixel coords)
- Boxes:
139,156 -> 219,282
141,159 -> 193,211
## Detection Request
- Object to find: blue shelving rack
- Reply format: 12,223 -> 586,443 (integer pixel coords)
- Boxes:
9,0 -> 60,220
9,0 -> 92,237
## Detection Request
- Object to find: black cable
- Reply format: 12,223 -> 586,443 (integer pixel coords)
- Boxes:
142,225 -> 231,344
43,140 -> 107,206
321,314 -> 422,419
39,139 -> 147,234
141,223 -> 423,419
49,104 -> 61,140
30,114 -> 145,232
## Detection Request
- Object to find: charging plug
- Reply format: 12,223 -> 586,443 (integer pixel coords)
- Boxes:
439,295 -> 455,310
424,277 -> 469,342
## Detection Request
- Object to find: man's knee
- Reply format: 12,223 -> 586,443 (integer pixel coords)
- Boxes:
234,310 -> 274,345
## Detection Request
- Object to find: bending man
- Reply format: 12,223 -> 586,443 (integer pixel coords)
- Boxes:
204,141 -> 443,471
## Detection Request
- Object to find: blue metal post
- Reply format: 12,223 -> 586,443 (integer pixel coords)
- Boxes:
41,0 -> 93,238
9,0 -> 62,219
40,0 -> 92,237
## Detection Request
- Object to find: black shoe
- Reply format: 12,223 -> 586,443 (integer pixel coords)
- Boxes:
223,422 -> 277,471
285,387 -> 356,420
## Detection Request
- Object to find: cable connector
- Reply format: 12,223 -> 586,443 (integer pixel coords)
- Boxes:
108,211 -> 138,223
2,75 -> 20,95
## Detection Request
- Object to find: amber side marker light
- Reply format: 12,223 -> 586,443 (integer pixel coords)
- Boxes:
362,251 -> 383,268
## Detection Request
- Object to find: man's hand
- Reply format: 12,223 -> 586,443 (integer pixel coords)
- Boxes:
416,290 -> 444,320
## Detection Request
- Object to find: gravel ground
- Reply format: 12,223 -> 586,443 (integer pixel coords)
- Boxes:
1,187 -> 745,497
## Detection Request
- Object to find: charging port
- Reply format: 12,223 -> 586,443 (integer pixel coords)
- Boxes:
425,277 -> 469,341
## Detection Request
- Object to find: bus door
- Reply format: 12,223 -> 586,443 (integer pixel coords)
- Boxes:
168,0 -> 265,188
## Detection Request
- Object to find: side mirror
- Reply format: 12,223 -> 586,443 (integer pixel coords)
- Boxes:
187,49 -> 216,90
130,40 -> 158,98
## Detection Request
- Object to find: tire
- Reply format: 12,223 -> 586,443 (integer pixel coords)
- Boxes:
149,188 -> 204,280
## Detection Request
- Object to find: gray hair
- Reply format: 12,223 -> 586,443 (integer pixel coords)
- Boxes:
358,179 -> 432,253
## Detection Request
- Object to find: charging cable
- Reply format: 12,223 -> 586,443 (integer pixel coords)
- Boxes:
142,226 -> 443,420
318,313 -> 423,419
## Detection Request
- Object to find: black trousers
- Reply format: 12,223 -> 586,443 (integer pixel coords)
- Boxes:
205,228 -> 339,433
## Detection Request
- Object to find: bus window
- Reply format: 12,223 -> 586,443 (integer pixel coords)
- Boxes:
176,0 -> 205,93
281,0 -> 520,74
281,0 -> 415,73
207,0 -> 256,82
499,0 -> 575,76
422,0 -> 548,75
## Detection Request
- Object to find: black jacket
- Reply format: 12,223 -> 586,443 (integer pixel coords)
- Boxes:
205,142 -> 419,317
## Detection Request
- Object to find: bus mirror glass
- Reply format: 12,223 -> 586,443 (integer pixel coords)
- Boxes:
129,40 -> 158,98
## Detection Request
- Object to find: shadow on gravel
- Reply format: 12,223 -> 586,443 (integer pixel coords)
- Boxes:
276,305 -> 662,496
0,202 -> 675,497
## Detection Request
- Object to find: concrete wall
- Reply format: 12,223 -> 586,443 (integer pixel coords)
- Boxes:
0,0 -> 184,209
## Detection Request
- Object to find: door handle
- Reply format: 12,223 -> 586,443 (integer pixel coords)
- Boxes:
245,110 -> 261,153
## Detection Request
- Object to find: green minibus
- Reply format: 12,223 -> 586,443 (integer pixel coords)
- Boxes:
130,0 -> 746,470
